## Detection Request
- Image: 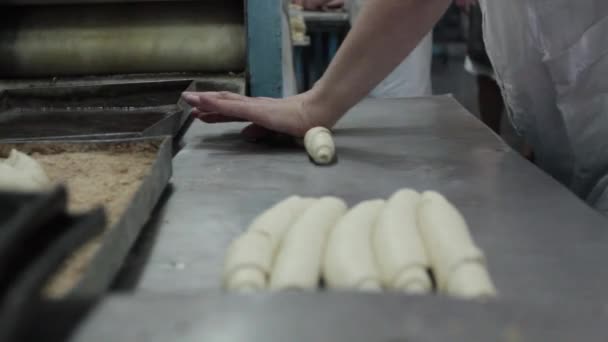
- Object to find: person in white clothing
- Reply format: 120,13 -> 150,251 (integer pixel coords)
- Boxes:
184,0 -> 608,215
295,0 -> 433,98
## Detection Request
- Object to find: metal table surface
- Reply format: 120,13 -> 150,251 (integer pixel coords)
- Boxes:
69,292 -> 608,342
125,95 -> 608,306
72,95 -> 608,341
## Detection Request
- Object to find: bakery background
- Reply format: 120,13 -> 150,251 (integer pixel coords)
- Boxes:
0,1 -> 606,342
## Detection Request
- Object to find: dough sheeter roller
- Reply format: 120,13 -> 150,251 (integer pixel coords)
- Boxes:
0,0 -> 288,98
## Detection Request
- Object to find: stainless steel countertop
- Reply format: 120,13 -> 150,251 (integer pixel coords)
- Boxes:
71,96 -> 608,342
71,292 -> 607,342
121,95 -> 608,307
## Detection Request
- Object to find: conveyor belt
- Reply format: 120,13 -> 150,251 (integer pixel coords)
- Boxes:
116,96 -> 608,307
0,0 -> 245,77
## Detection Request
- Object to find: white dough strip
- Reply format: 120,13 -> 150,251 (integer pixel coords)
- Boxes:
222,196 -> 316,291
417,191 -> 496,299
270,197 -> 347,290
324,199 -> 385,291
374,189 -> 432,293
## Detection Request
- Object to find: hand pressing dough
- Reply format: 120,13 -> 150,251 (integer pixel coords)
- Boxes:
223,231 -> 273,292
0,149 -> 50,192
304,127 -> 335,165
417,191 -> 496,299
324,199 -> 384,291
247,196 -> 316,257
270,197 -> 347,290
374,189 -> 432,293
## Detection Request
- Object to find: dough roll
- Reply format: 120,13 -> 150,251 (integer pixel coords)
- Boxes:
222,231 -> 272,292
270,197 -> 347,290
304,127 -> 335,165
6,149 -> 50,186
0,1 -> 245,77
247,196 -> 316,257
417,191 -> 496,299
324,200 -> 384,291
373,189 -> 432,293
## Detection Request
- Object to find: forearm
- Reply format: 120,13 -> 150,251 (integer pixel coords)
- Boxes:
308,0 -> 450,124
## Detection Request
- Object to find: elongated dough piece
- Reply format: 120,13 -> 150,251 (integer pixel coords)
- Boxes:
6,149 -> 50,187
270,197 -> 347,290
374,189 -> 432,293
0,163 -> 47,192
304,127 -> 335,165
247,196 -> 316,257
222,231 -> 273,292
417,191 -> 496,299
324,199 -> 384,291
0,150 -> 50,192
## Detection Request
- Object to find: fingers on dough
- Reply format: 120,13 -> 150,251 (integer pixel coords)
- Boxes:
417,191 -> 496,299
304,127 -> 335,165
247,196 -> 316,256
270,196 -> 347,290
0,149 -> 50,192
324,199 -> 384,291
222,231 -> 273,292
374,189 -> 432,294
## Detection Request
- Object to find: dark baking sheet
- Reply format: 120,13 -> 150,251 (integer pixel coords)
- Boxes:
0,136 -> 172,296
0,79 -> 241,142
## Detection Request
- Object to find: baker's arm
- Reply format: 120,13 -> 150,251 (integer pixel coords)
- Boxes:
182,0 -> 451,137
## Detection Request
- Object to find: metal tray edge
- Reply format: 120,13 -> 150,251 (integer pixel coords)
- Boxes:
16,136 -> 175,297
70,135 -> 173,296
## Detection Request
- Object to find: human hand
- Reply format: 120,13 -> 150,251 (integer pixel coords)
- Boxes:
293,0 -> 345,11
181,91 -> 340,139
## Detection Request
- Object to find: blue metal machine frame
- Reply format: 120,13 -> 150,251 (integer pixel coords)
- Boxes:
246,0 -> 285,98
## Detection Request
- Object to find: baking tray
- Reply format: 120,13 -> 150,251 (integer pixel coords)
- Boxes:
0,79 -> 241,142
0,136 -> 172,297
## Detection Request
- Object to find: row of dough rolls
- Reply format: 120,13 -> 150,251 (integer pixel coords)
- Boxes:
222,196 -> 346,291
223,190 -> 496,299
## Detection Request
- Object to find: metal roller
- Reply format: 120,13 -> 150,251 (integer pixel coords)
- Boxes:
0,0 -> 246,77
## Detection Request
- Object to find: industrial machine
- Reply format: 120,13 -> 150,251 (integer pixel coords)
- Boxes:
1,2 -> 608,341
0,0 -> 286,97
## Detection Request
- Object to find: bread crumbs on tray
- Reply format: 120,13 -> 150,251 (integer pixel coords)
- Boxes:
33,147 -> 157,298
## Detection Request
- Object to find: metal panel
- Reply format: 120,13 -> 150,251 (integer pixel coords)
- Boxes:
246,0 -> 284,97
119,96 -> 608,310
69,292 -> 608,342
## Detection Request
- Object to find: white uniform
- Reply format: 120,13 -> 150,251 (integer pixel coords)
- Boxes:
348,0 -> 433,98
480,0 -> 608,214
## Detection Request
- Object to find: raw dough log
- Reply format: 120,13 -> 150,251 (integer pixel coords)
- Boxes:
0,149 -> 50,192
304,127 -> 335,165
374,189 -> 432,293
417,191 -> 496,299
0,2 -> 245,77
324,199 -> 384,291
0,163 -> 45,192
222,231 -> 273,292
270,197 -> 347,290
6,149 -> 50,186
247,196 -> 316,257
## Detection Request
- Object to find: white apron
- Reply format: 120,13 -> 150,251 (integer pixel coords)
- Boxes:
348,0 -> 433,98
480,0 -> 608,214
